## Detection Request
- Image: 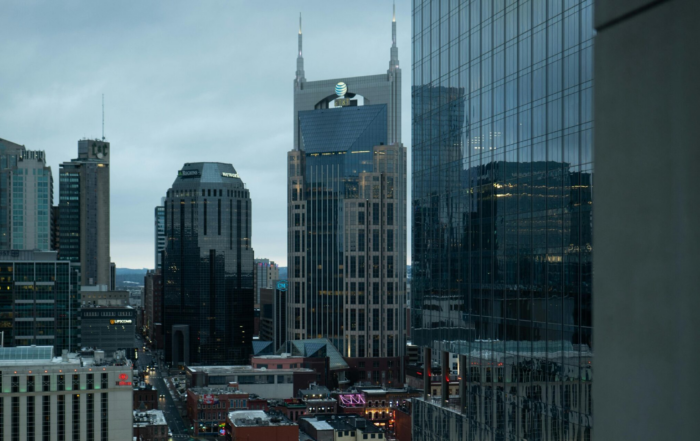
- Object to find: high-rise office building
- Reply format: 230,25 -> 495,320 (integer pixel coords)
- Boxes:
155,198 -> 165,271
58,139 -> 111,287
411,1 -> 594,440
254,258 -> 278,304
0,139 -> 53,251
0,250 -> 81,353
163,162 -> 254,366
287,9 -> 407,384
0,346 -> 134,441
0,138 -> 25,249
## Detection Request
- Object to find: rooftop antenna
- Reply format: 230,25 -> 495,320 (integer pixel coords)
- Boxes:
102,94 -> 105,141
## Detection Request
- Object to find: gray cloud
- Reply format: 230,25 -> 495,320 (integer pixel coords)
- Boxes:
0,0 -> 412,268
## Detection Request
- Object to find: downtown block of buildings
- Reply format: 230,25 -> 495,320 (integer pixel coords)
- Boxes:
0,136 -> 149,439
5,0 -> 694,439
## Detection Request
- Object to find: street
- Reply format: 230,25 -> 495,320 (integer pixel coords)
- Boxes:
135,337 -> 193,440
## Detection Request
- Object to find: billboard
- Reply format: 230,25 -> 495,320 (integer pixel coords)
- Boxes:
202,394 -> 219,405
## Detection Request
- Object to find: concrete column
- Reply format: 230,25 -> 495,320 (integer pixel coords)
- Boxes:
422,346 -> 431,400
594,1 -> 700,440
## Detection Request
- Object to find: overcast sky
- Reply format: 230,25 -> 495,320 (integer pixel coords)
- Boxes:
0,0 -> 412,269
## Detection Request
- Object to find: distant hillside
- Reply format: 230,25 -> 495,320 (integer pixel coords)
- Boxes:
279,267 -> 287,279
115,268 -> 149,287
116,268 -> 150,275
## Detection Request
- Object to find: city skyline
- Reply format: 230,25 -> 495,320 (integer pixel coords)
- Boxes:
0,0 -> 412,269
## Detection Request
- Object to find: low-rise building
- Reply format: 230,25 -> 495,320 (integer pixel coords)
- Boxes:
271,399 -> 307,422
298,417 -> 334,441
80,305 -> 136,356
0,345 -> 133,441
133,382 -> 158,410
225,410 -> 298,441
305,398 -> 338,418
392,401 -> 412,441
298,385 -> 337,418
185,365 -> 316,399
133,409 -> 168,441
334,387 -> 420,428
80,287 -> 129,307
299,415 -> 387,441
248,397 -> 270,411
277,339 -> 351,389
186,384 -> 250,436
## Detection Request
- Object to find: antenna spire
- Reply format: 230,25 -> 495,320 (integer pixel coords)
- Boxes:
296,12 -> 306,85
102,94 -> 105,141
389,2 -> 399,70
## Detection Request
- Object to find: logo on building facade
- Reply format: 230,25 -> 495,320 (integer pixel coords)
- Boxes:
276,281 -> 288,292
335,82 -> 347,97
221,172 -> 240,178
178,169 -> 200,178
110,319 -> 132,324
91,142 -> 109,159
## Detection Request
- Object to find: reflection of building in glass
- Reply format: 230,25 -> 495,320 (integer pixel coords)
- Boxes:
163,162 -> 254,366
411,1 -> 594,439
287,9 -> 407,384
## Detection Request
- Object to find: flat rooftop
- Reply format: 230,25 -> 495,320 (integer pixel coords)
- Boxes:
189,386 -> 248,396
187,365 -> 313,375
0,346 -> 132,369
228,410 -> 296,427
133,410 -> 167,427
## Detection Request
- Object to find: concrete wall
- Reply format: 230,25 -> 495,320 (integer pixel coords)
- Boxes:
594,0 -> 700,439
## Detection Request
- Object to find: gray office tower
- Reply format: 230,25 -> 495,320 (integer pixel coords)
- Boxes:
411,1 -> 594,440
163,163 -> 254,366
58,139 -> 111,287
288,8 -> 407,384
0,138 -> 53,251
155,198 -> 165,270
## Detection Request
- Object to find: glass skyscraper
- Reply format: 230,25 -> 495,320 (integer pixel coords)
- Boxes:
163,162 -> 254,366
411,1 -> 594,440
0,250 -> 80,353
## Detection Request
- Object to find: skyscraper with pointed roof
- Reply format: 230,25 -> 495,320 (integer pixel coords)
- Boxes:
288,7 -> 407,386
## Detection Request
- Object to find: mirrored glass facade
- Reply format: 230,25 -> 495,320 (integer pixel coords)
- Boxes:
163,163 -> 254,366
411,1 -> 594,439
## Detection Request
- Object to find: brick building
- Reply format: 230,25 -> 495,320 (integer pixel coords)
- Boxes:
225,410 -> 298,441
392,401 -> 412,441
186,384 -> 250,436
133,383 -> 158,410
133,409 -> 169,441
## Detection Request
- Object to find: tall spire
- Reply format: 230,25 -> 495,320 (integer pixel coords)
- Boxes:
389,1 -> 399,70
296,12 -> 306,85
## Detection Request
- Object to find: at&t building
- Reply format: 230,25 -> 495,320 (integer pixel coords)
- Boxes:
287,8 -> 407,386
